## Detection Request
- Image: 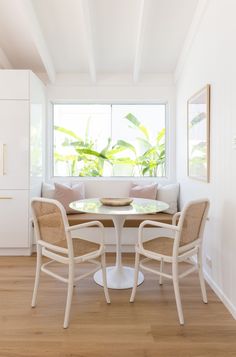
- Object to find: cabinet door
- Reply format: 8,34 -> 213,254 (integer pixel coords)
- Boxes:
0,190 -> 29,248
0,100 -> 29,189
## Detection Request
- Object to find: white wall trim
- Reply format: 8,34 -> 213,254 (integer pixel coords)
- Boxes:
189,256 -> 236,320
204,269 -> 236,320
46,99 -> 175,182
174,0 -> 209,83
0,248 -> 32,256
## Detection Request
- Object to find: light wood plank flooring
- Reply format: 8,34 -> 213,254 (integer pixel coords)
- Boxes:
0,254 -> 236,357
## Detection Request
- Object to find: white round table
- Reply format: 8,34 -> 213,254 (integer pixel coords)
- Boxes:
70,198 -> 169,289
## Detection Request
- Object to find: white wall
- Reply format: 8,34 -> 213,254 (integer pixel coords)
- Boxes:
47,74 -> 176,183
176,0 -> 236,317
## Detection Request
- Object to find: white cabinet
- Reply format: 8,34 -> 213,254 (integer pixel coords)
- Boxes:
0,101 -> 29,189
0,190 -> 29,248
0,70 -> 45,255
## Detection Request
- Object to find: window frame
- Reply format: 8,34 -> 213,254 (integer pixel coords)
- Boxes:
47,101 -> 171,181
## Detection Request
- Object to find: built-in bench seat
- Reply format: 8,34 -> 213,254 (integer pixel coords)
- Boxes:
40,181 -> 179,250
67,212 -> 174,227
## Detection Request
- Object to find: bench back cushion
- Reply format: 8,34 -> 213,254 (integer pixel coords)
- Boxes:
129,183 -> 158,199
42,181 -> 179,214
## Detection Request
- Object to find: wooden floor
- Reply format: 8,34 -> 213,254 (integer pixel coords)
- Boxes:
0,254 -> 236,357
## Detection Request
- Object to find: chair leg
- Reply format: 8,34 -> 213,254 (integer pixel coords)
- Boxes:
159,258 -> 164,285
197,249 -> 208,303
172,261 -> 184,325
101,253 -> 110,304
130,251 -> 140,303
63,263 -> 74,329
31,245 -> 42,308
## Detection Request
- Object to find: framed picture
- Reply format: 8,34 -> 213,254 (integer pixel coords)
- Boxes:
187,84 -> 210,182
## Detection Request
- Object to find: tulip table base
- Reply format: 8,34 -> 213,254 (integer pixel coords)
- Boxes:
94,214 -> 143,289
69,198 -> 169,290
94,266 -> 144,290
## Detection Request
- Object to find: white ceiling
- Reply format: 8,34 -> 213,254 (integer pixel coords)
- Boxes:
0,0 -> 198,83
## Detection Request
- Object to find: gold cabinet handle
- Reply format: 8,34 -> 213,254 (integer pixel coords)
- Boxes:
0,197 -> 13,200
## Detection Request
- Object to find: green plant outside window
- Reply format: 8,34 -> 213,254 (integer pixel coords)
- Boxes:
53,104 -> 166,177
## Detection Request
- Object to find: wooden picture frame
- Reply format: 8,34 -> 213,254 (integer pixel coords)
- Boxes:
187,84 -> 210,182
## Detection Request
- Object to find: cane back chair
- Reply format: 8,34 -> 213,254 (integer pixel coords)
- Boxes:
31,198 -> 110,328
130,199 -> 210,325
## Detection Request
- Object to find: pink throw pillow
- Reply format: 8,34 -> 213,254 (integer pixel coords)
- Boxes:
54,183 -> 85,214
129,183 -> 158,200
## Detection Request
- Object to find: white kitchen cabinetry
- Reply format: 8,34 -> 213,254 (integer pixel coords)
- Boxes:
0,191 -> 29,248
0,101 -> 29,189
0,70 -> 45,255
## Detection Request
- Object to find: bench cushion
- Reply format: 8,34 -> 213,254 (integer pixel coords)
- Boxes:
67,212 -> 173,228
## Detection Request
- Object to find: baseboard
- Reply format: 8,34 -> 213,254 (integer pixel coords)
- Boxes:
0,248 -> 32,256
204,269 -> 236,320
187,256 -> 236,320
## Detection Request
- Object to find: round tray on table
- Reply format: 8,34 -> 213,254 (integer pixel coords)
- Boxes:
99,198 -> 133,206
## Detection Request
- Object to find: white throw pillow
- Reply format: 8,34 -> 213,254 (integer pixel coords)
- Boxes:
41,182 -> 55,199
157,184 -> 179,214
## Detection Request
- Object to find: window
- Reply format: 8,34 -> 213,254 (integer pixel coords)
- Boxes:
53,104 -> 166,177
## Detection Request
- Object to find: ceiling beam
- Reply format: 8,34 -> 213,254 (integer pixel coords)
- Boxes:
133,0 -> 149,83
22,0 -> 56,83
174,0 -> 209,82
80,0 -> 96,83
0,48 -> 13,69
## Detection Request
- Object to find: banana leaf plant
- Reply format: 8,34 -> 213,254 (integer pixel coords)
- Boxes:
54,122 -> 112,176
111,113 -> 166,176
54,112 -> 166,177
138,128 -> 166,176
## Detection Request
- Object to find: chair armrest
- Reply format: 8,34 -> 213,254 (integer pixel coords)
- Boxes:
139,220 -> 180,231
138,220 -> 180,246
66,221 -> 105,245
37,239 -> 68,254
66,220 -> 104,232
172,212 -> 181,226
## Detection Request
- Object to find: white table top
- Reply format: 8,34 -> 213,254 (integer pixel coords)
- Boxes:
70,198 -> 169,216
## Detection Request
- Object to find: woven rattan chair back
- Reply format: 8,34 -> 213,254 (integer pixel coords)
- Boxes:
32,200 -> 67,246
180,201 -> 208,246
